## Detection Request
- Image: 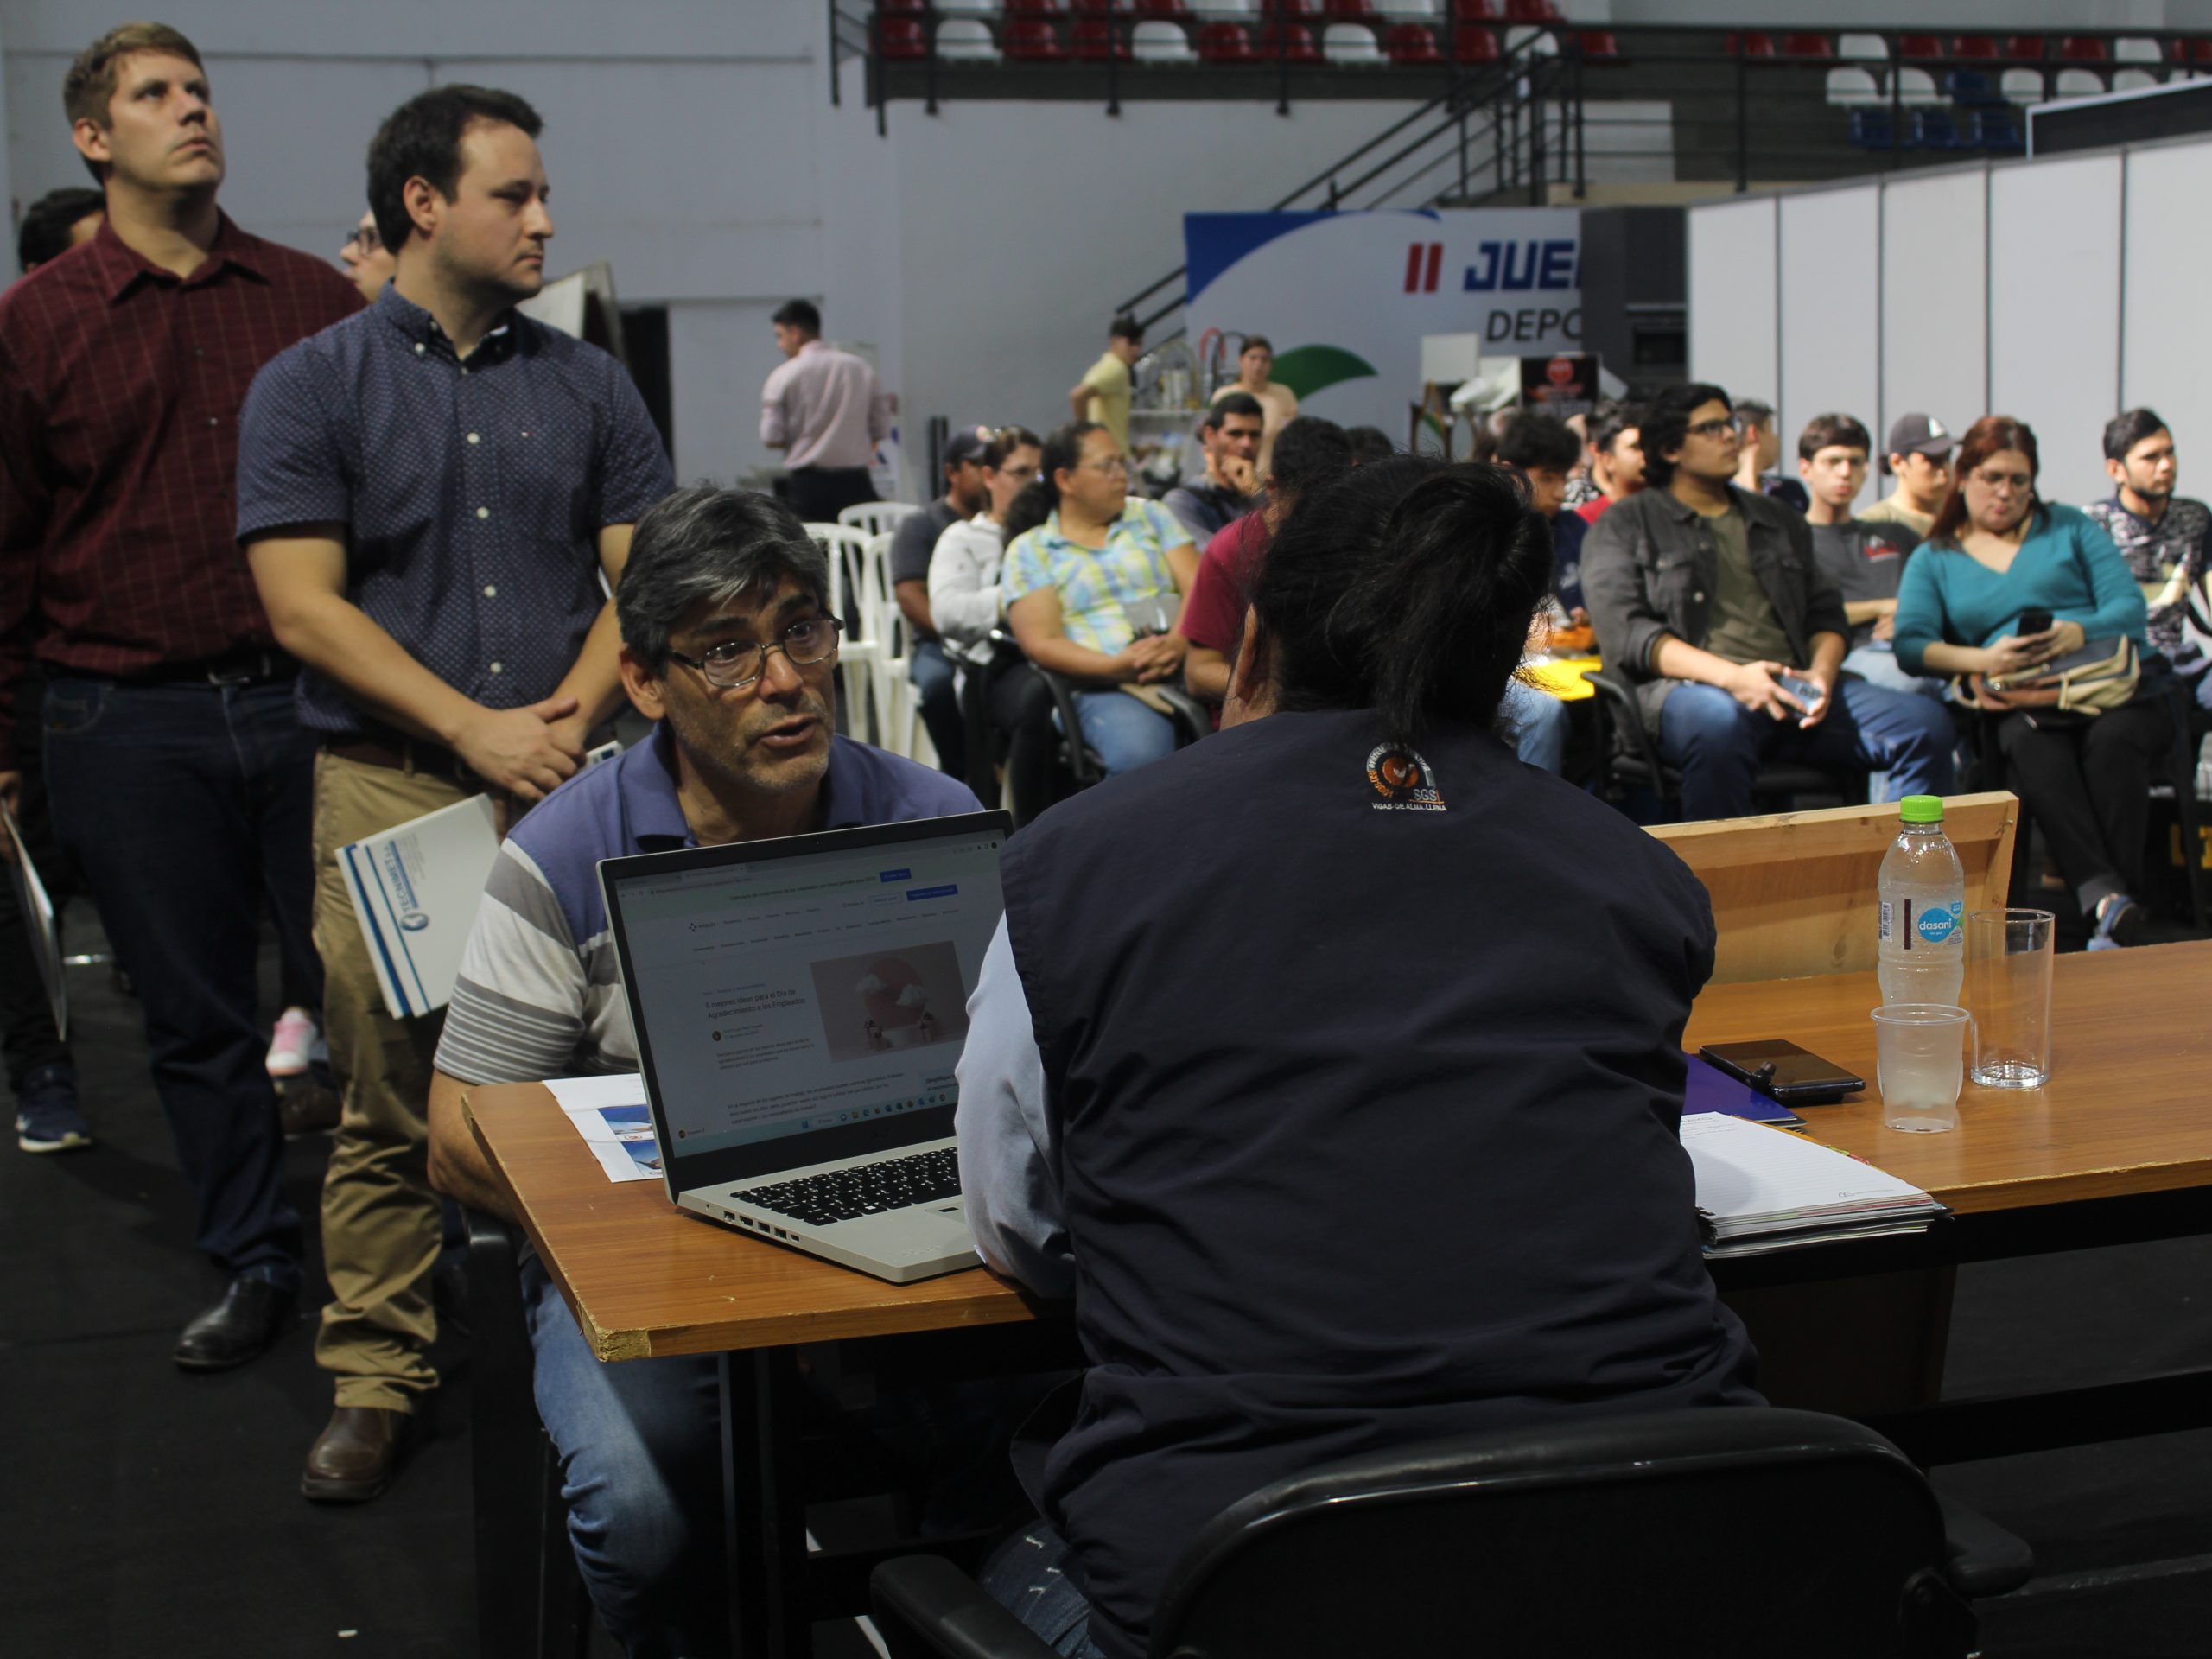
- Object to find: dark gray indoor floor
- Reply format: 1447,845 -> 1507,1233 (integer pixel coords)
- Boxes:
1,920 -> 2205,1656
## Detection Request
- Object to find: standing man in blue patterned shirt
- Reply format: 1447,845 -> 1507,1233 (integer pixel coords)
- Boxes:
236,84 -> 673,1503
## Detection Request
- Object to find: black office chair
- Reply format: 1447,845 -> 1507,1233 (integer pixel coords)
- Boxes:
1032,666 -> 1211,793
1584,665 -> 1869,818
869,1407 -> 1987,1659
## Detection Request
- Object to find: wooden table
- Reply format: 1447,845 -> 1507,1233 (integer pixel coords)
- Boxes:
466,939 -> 2212,1655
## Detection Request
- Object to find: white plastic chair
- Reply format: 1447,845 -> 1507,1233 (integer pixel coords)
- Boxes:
2001,67 -> 2047,104
1825,67 -> 1884,107
1131,20 -> 1194,62
2113,68 -> 2159,92
2055,67 -> 2107,99
1504,26 -> 1557,58
1837,33 -> 1888,62
1894,67 -> 1943,105
2113,38 -> 2164,67
804,524 -> 887,741
935,18 -> 999,60
837,501 -> 919,539
1323,23 -> 1384,65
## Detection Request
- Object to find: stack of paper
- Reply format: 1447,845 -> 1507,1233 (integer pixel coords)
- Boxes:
1680,1112 -> 1942,1257
546,1073 -> 663,1185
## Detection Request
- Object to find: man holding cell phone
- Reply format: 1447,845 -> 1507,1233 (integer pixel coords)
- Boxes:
1583,384 -> 1955,822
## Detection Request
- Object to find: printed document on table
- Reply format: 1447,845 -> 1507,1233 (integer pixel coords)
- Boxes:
547,1072 -> 662,1184
1680,1111 -> 1936,1237
3,806 -> 65,1039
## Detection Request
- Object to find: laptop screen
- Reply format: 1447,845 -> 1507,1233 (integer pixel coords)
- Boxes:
602,814 -> 1007,1186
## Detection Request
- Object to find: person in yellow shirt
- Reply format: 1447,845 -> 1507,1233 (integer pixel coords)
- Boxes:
1068,313 -> 1143,450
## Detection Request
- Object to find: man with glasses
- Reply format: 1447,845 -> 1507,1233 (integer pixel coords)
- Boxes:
1583,384 -> 1953,822
238,84 -> 673,1503
337,208 -> 394,304
425,486 -> 976,1656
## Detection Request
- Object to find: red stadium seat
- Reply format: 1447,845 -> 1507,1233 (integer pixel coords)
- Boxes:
1503,0 -> 1561,21
1385,22 -> 1443,64
1953,35 -> 1999,59
2060,36 -> 2111,62
2004,36 -> 2046,60
1455,24 -> 1501,63
2185,40 -> 2212,65
1132,0 -> 1189,18
1782,34 -> 1834,59
1005,0 -> 1064,15
1257,22 -> 1323,62
879,17 -> 927,59
1070,0 -> 1118,12
1897,34 -> 1944,60
1323,0 -> 1378,19
1575,30 -> 1619,59
1072,17 -> 1128,59
1726,33 -> 1776,59
1197,21 -> 1257,60
1005,19 -> 1067,59
1452,0 -> 1500,21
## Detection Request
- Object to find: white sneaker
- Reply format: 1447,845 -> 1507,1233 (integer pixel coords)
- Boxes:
266,1007 -> 319,1078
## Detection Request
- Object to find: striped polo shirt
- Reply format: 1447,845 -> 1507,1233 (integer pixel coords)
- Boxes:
433,722 -> 978,1085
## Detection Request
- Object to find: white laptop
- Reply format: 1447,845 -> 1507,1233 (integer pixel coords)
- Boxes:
600,810 -> 1010,1284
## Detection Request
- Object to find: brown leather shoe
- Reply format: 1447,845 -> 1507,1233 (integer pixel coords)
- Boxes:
277,1082 -> 342,1138
301,1406 -> 409,1503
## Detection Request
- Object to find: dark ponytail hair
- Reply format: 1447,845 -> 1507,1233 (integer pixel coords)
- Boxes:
1250,457 -> 1553,746
1004,420 -> 1104,545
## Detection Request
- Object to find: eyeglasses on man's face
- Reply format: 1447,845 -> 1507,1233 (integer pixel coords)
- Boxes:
343,222 -> 383,254
1685,418 -> 1736,441
666,616 -> 843,690
1078,454 -> 1129,476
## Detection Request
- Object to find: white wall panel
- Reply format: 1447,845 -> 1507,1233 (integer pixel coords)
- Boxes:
1688,195 -> 1775,411
1987,153 -> 2122,509
2121,140 -> 2212,499
1777,183 -> 1878,480
1879,168 -> 1986,470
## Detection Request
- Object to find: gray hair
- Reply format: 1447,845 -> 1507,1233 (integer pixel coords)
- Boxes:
616,485 -> 830,670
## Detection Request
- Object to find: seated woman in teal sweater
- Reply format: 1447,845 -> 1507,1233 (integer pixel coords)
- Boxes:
1891,416 -> 2164,946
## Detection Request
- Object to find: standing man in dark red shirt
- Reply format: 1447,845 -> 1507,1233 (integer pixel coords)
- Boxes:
0,22 -> 362,1371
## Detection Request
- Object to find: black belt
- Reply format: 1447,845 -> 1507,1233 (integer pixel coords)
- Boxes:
72,649 -> 295,688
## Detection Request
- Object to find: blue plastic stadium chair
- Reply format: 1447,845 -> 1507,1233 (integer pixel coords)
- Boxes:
1968,108 -> 2024,150
1849,108 -> 1896,149
1913,108 -> 1960,149
1946,69 -> 1999,106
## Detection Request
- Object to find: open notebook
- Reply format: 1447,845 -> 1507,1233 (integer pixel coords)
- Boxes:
1680,1112 -> 1943,1258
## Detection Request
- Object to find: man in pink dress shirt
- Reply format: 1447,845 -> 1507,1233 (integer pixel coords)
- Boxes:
761,297 -> 894,523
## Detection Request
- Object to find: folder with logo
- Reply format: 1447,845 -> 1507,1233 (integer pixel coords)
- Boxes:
340,794 -> 501,1020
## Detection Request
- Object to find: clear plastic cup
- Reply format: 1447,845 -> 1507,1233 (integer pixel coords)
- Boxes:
1967,908 -> 2055,1090
1872,1003 -> 1974,1133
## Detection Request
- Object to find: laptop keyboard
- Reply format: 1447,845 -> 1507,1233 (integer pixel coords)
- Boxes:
740,1148 -> 961,1228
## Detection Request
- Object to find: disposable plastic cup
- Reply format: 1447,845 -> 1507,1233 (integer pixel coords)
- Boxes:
1967,908 -> 2055,1090
1872,1004 -> 1974,1133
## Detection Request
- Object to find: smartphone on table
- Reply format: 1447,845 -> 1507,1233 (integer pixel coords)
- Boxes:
1699,1039 -> 1865,1104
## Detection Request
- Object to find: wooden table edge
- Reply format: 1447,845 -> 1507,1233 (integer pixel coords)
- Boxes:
461,1084 -> 1048,1362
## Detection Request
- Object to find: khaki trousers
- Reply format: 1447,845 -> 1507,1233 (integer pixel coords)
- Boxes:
310,750 -> 478,1410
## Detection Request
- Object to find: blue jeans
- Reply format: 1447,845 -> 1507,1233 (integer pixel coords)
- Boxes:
1841,644 -> 1952,803
1072,690 -> 1178,777
522,1249 -> 729,1659
42,677 -> 315,1285
910,638 -> 967,778
979,1522 -> 1109,1659
1655,674 -> 1954,822
1501,678 -> 1570,775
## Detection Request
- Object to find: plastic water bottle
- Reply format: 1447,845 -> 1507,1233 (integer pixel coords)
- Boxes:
1878,795 -> 1966,1006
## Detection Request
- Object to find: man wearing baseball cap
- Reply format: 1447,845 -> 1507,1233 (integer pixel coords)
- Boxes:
1860,413 -> 1953,537
889,425 -> 994,776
